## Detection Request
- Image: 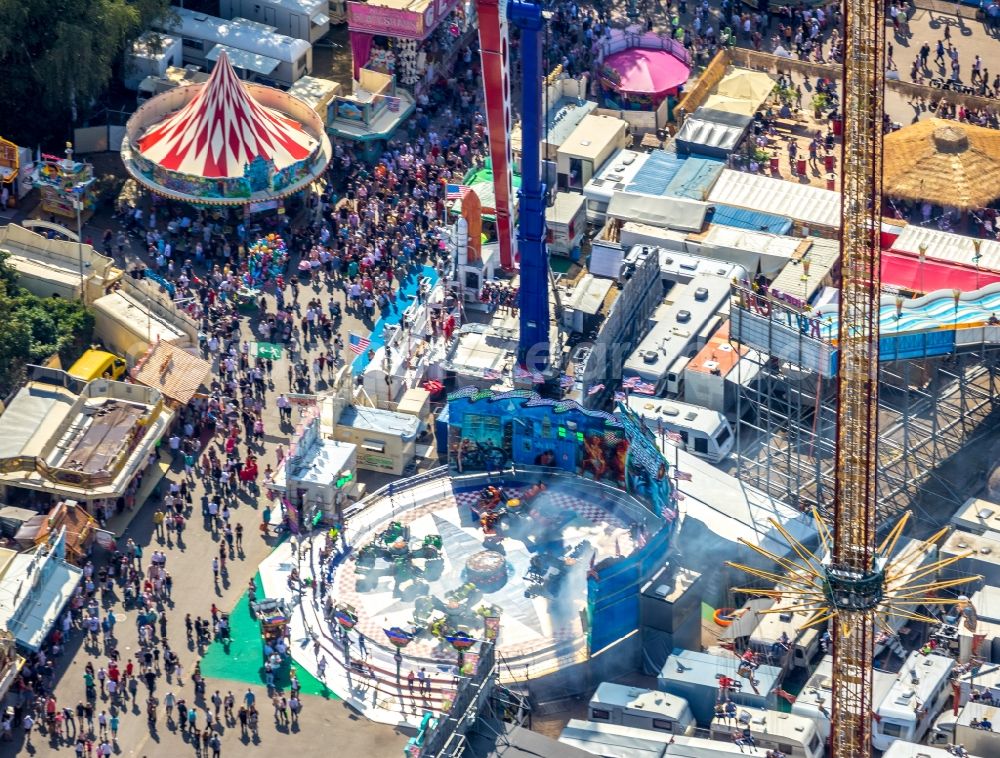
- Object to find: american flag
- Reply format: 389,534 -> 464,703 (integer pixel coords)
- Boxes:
674,470 -> 693,482
559,375 -> 574,389
446,183 -> 472,200
383,95 -> 401,112
587,384 -> 605,396
530,371 -> 545,384
621,376 -> 640,389
666,431 -> 683,443
632,380 -> 657,395
614,391 -> 627,403
513,365 -> 530,380
483,368 -> 502,380
348,333 -> 371,354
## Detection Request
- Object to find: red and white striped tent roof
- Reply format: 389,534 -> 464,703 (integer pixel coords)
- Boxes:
137,51 -> 317,180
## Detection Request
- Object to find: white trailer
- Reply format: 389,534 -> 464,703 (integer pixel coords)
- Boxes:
588,682 -> 696,735
219,0 -> 330,43
124,31 -> 183,90
154,8 -> 312,88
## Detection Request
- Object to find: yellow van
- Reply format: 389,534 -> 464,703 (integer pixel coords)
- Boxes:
66,350 -> 127,382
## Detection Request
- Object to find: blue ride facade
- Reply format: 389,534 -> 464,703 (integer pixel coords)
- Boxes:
446,387 -> 677,655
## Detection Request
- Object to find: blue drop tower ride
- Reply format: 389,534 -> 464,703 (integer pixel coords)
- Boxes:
509,0 -> 551,373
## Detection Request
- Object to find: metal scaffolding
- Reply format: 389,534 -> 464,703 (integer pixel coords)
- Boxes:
732,334 -> 1000,525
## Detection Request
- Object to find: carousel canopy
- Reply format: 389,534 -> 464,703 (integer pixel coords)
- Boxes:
137,51 -> 317,180
883,118 -> 1000,210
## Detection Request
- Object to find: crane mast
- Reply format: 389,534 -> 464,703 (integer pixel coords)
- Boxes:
729,6 -> 972,756
830,0 -> 886,754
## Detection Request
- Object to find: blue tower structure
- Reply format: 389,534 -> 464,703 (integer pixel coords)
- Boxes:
509,0 -> 550,373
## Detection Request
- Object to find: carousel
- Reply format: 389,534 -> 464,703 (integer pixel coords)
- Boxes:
120,50 -> 331,206
597,28 -> 691,111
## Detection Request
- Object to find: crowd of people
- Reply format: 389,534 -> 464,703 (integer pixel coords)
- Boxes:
5,0 -> 1000,751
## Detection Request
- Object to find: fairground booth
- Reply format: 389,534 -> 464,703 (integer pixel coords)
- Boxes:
0,136 -> 33,208
120,50 -> 331,235
347,0 -> 476,90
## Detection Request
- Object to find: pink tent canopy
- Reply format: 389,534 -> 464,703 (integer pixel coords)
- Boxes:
138,51 -> 317,180
603,48 -> 689,97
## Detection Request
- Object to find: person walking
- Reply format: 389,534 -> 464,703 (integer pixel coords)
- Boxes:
22,714 -> 33,746
210,733 -> 222,758
109,714 -> 119,742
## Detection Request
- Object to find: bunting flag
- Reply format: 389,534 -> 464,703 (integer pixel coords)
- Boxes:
587,384 -> 605,396
445,631 -> 477,651
530,371 -> 545,384
513,365 -> 530,380
349,333 -> 371,354
632,380 -> 657,395
559,375 -> 575,389
333,608 -> 358,630
614,391 -> 627,403
383,627 -> 414,648
483,368 -> 502,380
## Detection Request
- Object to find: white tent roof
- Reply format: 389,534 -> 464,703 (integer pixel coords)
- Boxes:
205,44 -> 281,77
708,169 -> 841,230
138,51 -> 317,179
891,224 -> 1000,273
606,191 -> 708,232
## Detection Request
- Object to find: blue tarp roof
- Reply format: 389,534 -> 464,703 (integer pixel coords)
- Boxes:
625,149 -> 685,197
665,156 -> 724,201
626,151 -> 725,201
708,204 -> 793,235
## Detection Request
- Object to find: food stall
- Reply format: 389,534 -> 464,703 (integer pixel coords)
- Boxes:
252,597 -> 291,660
346,0 -> 476,91
0,136 -> 32,206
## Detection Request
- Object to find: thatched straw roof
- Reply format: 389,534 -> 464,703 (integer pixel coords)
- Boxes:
883,118 -> 1000,210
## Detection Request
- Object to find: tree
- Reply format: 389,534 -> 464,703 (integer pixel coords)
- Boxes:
0,0 -> 172,145
0,253 -> 94,396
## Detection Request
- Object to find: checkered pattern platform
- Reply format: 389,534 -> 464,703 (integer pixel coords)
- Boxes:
454,485 -> 630,530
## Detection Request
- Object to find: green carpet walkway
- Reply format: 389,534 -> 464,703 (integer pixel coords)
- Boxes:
199,573 -> 337,699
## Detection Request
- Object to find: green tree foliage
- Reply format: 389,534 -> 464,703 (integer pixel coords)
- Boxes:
0,0 -> 172,144
0,253 -> 94,396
